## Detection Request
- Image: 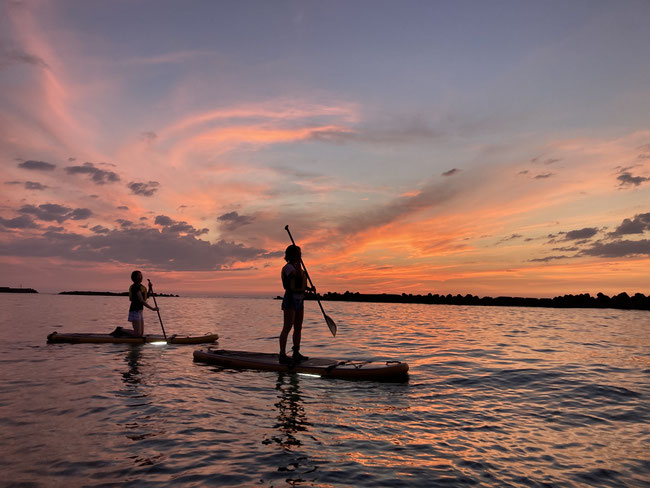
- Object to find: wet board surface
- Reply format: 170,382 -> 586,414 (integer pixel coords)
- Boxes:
193,349 -> 409,381
47,331 -> 219,344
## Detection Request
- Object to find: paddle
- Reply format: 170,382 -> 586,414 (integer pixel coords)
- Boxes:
147,279 -> 168,341
284,225 -> 337,337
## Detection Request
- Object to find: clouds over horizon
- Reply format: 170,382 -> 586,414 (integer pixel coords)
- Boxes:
531,212 -> 650,262
0,219 -> 279,271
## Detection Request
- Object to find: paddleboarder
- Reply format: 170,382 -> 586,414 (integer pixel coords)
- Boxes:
279,245 -> 314,364
126,270 -> 158,337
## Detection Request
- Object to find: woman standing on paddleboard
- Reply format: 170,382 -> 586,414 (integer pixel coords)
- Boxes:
279,245 -> 314,364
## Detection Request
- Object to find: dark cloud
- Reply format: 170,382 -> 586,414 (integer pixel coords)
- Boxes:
218,211 -> 255,231
497,234 -> 523,244
18,160 -> 56,171
90,225 -> 109,234
535,212 -> 650,262
19,203 -> 92,224
155,215 -> 208,236
529,255 -> 570,263
617,171 -> 649,187
547,227 -> 599,244
154,215 -> 174,226
128,181 -> 160,197
609,212 -> 650,236
116,219 -> 133,228
551,246 -> 579,252
442,168 -> 461,177
531,157 -> 561,165
117,206 -> 129,210
64,162 -> 120,185
0,227 -> 274,271
24,181 -> 48,190
534,173 -> 554,179
4,180 -> 48,190
565,228 -> 599,240
70,208 -> 92,220
581,239 -> 650,258
0,215 -> 39,229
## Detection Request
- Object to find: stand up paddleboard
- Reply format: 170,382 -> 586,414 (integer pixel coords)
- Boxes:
193,349 -> 409,381
47,331 -> 219,344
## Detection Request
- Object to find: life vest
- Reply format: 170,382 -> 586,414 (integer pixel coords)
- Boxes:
129,284 -> 148,302
282,264 -> 305,293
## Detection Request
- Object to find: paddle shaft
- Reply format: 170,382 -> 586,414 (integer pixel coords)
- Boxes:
284,226 -> 330,321
147,279 -> 167,341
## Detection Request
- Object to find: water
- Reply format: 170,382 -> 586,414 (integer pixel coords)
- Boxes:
0,294 -> 648,487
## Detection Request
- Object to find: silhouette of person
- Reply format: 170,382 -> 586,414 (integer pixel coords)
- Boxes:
279,245 -> 314,364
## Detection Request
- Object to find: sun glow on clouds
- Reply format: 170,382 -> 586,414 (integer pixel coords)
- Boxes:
1,2 -> 649,296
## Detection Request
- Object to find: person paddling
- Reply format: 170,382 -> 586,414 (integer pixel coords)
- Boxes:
279,245 -> 314,364
126,270 -> 158,337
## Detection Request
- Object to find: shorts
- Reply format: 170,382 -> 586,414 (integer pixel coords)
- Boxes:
128,310 -> 144,322
281,293 -> 304,311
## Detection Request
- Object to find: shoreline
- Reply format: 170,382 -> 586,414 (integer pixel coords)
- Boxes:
297,291 -> 650,312
58,291 -> 180,297
0,287 -> 38,294
3,287 -> 647,310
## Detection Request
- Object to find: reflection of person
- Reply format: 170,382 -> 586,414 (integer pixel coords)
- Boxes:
279,245 -> 314,364
122,346 -> 143,385
127,270 -> 158,337
272,373 -> 310,449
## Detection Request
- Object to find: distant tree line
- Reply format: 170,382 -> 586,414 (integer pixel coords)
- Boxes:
0,287 -> 38,294
59,291 -> 179,297
303,291 -> 650,311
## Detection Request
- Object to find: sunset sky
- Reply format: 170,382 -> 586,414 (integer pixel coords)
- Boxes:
1,0 -> 649,297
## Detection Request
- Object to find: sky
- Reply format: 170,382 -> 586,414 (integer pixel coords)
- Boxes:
1,0 -> 649,297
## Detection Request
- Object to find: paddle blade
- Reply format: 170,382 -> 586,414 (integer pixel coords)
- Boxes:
325,314 -> 337,337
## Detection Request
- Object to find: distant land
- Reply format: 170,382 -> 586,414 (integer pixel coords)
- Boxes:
0,287 -> 38,294
294,291 -> 650,311
59,291 -> 179,297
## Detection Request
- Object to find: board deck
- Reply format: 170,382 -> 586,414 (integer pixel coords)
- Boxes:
193,349 -> 409,381
47,331 -> 219,344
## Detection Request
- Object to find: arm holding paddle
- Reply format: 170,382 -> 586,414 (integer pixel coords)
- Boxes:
137,287 -> 158,312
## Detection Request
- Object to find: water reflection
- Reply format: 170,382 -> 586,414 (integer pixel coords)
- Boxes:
267,373 -> 312,449
122,345 -> 144,386
117,345 -> 167,449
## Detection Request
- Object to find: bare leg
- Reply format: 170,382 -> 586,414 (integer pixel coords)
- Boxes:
132,319 -> 144,337
292,308 -> 304,352
280,309 -> 295,356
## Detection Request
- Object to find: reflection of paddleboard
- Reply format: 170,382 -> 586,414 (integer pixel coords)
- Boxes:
47,331 -> 219,344
193,349 -> 409,381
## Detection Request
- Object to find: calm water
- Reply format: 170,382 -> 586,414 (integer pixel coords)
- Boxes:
0,294 -> 648,487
